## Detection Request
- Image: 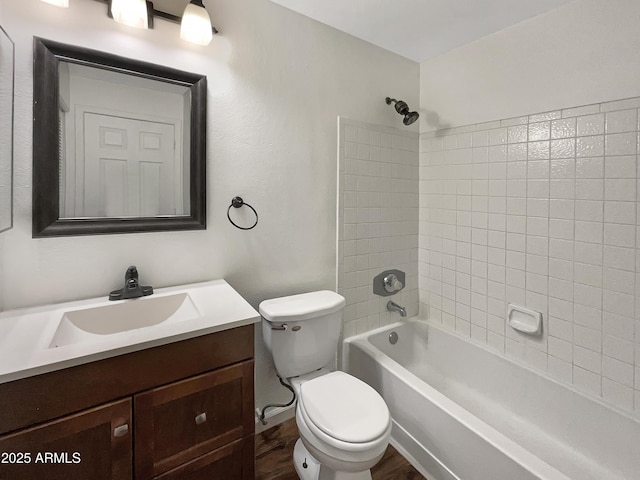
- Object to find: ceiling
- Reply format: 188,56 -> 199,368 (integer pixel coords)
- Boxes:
268,0 -> 576,63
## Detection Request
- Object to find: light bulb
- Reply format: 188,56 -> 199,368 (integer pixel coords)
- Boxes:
110,0 -> 149,29
180,1 -> 213,46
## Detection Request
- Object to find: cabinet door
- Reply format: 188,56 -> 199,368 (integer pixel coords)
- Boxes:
155,436 -> 254,480
135,361 -> 254,480
0,398 -> 132,480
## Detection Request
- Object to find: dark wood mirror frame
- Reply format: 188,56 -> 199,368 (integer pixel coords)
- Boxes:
32,37 -> 207,237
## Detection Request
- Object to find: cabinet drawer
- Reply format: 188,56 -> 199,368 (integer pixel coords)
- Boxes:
0,398 -> 132,480
134,360 -> 254,479
155,436 -> 254,480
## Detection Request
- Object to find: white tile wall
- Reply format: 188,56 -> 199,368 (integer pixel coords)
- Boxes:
337,118 -> 419,338
419,97 -> 640,417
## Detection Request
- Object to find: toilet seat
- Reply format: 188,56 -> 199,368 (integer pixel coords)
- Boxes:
298,371 -> 391,452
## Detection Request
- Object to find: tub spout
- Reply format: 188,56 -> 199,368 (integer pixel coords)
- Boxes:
387,301 -> 407,317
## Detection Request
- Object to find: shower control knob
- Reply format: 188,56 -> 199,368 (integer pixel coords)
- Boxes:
373,269 -> 406,296
383,274 -> 403,293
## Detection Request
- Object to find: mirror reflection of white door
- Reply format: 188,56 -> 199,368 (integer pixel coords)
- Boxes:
82,113 -> 179,217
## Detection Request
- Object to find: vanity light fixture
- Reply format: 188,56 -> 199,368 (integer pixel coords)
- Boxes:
180,0 -> 214,46
40,0 -> 70,7
109,0 -> 149,29
100,0 -> 218,45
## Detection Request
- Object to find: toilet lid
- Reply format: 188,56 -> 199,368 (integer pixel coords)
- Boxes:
299,371 -> 390,444
259,290 -> 345,323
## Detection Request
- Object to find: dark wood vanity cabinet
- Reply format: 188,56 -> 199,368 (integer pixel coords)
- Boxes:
0,325 -> 255,480
0,399 -> 132,480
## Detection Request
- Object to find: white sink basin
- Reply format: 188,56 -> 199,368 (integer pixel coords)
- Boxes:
0,279 -> 260,385
49,292 -> 200,348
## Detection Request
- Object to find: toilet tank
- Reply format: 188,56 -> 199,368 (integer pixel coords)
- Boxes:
260,291 -> 346,379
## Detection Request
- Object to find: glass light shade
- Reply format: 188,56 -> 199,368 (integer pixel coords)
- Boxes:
110,0 -> 149,29
180,2 -> 213,46
40,0 -> 70,7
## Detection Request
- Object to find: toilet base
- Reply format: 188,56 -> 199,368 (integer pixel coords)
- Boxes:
294,439 -> 320,480
293,439 -> 372,480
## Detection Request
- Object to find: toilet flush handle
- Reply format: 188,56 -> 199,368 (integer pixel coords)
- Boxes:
271,324 -> 288,331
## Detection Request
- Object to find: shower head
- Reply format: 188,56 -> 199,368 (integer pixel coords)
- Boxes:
386,97 -> 419,126
403,111 -> 419,126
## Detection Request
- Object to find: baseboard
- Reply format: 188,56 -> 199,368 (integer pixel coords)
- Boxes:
254,404 -> 296,434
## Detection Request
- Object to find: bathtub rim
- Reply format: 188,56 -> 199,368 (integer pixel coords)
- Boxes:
343,317 -> 640,480
343,316 -> 640,425
343,318 -> 573,480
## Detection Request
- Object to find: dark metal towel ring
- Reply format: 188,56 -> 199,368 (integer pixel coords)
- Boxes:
227,196 -> 258,230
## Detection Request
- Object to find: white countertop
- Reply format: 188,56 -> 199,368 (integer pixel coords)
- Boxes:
0,279 -> 260,384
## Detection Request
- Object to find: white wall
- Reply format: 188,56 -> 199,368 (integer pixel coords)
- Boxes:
418,0 -> 640,416
0,0 -> 418,415
419,0 -> 640,131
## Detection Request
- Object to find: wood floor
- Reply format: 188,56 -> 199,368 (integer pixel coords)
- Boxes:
256,418 -> 425,480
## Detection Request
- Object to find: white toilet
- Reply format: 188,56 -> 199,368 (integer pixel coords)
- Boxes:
260,290 -> 391,480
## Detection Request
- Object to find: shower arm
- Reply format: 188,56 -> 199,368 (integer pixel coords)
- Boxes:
385,96 -> 419,126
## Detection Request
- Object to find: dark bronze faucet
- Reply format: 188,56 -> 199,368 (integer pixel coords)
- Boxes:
109,266 -> 153,301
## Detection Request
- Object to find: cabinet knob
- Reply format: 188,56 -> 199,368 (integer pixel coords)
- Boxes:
113,424 -> 129,438
195,412 -> 207,425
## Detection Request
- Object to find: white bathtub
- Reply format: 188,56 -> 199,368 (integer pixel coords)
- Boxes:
343,318 -> 640,480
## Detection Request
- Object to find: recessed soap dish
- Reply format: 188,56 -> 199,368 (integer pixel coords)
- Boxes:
507,304 -> 542,335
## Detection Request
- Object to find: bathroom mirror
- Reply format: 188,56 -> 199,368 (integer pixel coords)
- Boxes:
0,26 -> 14,233
32,38 -> 207,237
